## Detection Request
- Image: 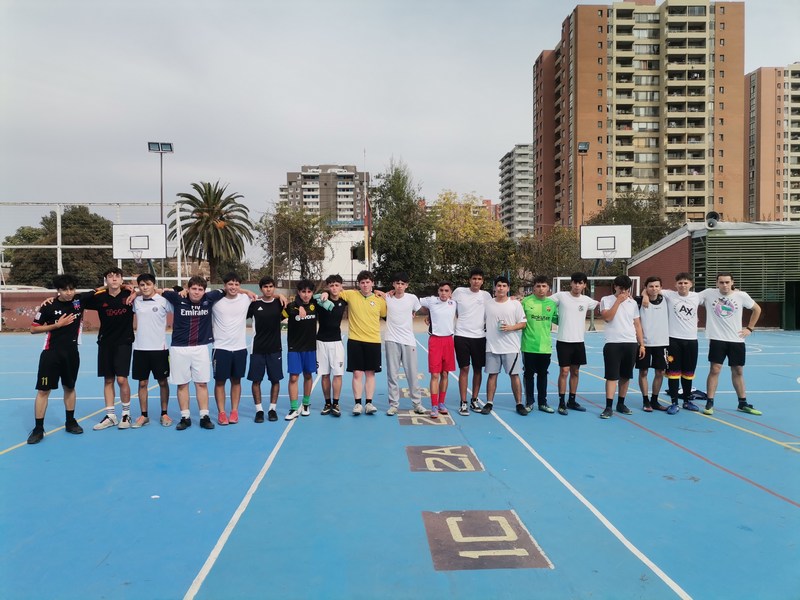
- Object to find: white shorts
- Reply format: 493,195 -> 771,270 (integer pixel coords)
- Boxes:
169,345 -> 212,385
485,351 -> 522,376
316,340 -> 345,376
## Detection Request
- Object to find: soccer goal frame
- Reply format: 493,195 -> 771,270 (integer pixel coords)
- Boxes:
553,275 -> 641,297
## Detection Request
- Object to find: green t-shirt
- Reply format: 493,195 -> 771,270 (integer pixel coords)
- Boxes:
521,295 -> 558,354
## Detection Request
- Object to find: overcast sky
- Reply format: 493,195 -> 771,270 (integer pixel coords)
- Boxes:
2,0 -> 799,260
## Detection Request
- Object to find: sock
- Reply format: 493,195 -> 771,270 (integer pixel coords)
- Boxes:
122,402 -> 130,416
333,398 -> 339,405
706,397 -> 715,407
681,378 -> 693,399
568,393 -> 576,403
141,411 -> 148,418
430,393 -> 439,407
642,394 -> 649,404
269,403 -> 277,412
365,398 -> 373,405
324,398 -> 331,404
105,406 -> 115,418
181,409 -> 190,418
255,403 -> 263,413
650,394 -> 659,403
65,410 -> 75,422
738,397 -> 747,407
35,417 -> 44,430
199,409 -> 209,418
290,399 -> 299,410
617,396 -> 626,407
161,409 -> 168,416
438,394 -> 445,405
354,398 -> 362,405
302,395 -> 310,407
558,393 -> 566,407
606,398 -> 613,409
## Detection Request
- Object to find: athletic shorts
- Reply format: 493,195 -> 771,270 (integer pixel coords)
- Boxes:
454,335 -> 486,369
317,340 -> 345,376
486,351 -> 522,376
347,339 -> 382,373
213,348 -> 247,381
603,342 -> 638,381
132,349 -> 170,381
97,343 -> 132,378
428,335 -> 456,373
708,339 -> 746,367
288,350 -> 317,375
636,346 -> 668,371
556,341 -> 587,367
247,352 -> 284,383
667,337 -> 699,378
35,347 -> 80,391
169,345 -> 211,385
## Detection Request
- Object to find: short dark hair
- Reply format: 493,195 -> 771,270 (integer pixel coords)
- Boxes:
437,281 -> 453,291
325,274 -> 343,285
533,275 -> 549,285
613,275 -> 632,290
137,273 -> 156,285
494,275 -> 510,286
571,272 -> 588,284
391,271 -> 410,283
716,272 -> 734,281
259,276 -> 275,287
296,279 -> 314,292
469,268 -> 485,278
675,272 -> 692,282
356,270 -> 374,282
104,267 -> 123,278
53,274 -> 77,291
222,272 -> 241,284
644,276 -> 662,286
187,276 -> 208,289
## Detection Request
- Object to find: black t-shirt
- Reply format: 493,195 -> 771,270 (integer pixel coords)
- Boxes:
247,298 -> 284,354
82,289 -> 135,345
33,297 -> 84,348
317,297 -> 347,342
282,299 -> 318,352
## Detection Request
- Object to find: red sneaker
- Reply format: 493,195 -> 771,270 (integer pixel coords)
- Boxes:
229,410 -> 239,424
218,411 -> 229,426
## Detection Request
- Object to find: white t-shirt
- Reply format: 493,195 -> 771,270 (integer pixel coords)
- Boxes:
698,288 -> 755,343
419,296 -> 457,337
551,291 -> 599,342
600,294 -> 640,343
662,289 -> 700,340
212,294 -> 251,351
133,294 -> 171,351
384,293 -> 421,347
484,298 -> 526,354
452,287 -> 492,338
636,295 -> 669,347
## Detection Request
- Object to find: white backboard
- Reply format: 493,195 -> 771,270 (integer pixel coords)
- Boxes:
580,225 -> 632,260
112,224 -> 167,260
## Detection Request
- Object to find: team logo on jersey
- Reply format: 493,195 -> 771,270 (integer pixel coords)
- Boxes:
309,304 -> 315,312
370,301 -> 375,306
54,310 -> 62,316
152,307 -> 159,312
713,297 -> 736,319
578,306 -> 585,312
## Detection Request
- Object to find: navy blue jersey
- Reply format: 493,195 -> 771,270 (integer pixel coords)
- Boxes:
163,289 -> 224,347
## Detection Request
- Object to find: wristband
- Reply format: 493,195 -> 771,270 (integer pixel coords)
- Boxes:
745,326 -> 754,332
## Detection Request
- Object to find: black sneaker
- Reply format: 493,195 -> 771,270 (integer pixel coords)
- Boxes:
254,410 -> 265,423
321,403 -> 332,416
176,417 -> 192,430
515,404 -> 528,416
267,409 -> 278,422
558,405 -> 568,416
27,428 -> 45,444
65,419 -> 84,434
600,407 -> 613,419
616,404 -> 633,415
458,401 -> 469,416
652,401 -> 668,411
566,401 -> 586,412
480,402 -> 493,415
199,415 -> 215,430
470,398 -> 482,412
331,404 -> 341,417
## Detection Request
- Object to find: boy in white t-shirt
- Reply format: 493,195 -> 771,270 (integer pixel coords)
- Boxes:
635,276 -> 670,413
418,282 -> 458,418
599,275 -> 645,419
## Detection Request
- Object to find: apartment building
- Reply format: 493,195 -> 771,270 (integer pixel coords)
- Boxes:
746,64 -> 800,222
278,165 -> 369,230
499,144 -> 535,238
532,0 -> 744,236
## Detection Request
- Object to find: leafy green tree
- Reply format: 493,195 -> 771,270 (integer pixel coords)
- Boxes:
169,181 -> 253,283
516,227 -> 587,284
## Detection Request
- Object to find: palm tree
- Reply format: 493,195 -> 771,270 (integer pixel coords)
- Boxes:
169,181 -> 254,283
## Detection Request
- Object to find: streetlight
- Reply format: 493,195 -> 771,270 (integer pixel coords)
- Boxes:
148,142 -> 174,224
577,141 -> 589,225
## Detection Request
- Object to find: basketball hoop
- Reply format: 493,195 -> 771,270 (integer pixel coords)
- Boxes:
602,249 -> 617,265
131,250 -> 144,267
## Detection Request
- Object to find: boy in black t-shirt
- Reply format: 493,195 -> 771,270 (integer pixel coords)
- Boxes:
281,280 -> 318,420
315,274 -> 347,417
27,275 -> 86,444
247,276 -> 286,423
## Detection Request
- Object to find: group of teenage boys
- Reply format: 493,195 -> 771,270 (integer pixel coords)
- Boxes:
26,265 -> 761,444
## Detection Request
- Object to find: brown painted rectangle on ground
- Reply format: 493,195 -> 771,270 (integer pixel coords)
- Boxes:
397,411 -> 454,426
405,446 -> 484,472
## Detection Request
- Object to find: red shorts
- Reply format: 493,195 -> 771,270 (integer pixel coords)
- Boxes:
428,335 -> 455,374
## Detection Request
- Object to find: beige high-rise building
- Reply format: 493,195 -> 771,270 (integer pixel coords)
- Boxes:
746,64 -> 800,222
499,144 -> 535,239
532,0 -> 744,236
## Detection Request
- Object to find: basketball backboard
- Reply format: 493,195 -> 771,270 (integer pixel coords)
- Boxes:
580,225 -> 632,260
112,224 -> 167,260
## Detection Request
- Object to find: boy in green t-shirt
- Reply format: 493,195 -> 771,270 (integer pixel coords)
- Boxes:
521,275 -> 558,413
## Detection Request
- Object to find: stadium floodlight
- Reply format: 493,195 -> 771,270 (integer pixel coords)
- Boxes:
147,142 -> 174,224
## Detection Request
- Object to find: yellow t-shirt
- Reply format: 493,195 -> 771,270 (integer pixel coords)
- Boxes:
339,289 -> 387,343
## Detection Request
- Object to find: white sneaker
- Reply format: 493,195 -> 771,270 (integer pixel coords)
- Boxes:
285,410 -> 298,421
93,414 -> 118,431
352,403 -> 363,416
386,406 -> 398,416
131,415 -> 150,429
365,402 -> 377,415
300,405 -> 310,417
412,404 -> 428,415
118,414 -> 132,430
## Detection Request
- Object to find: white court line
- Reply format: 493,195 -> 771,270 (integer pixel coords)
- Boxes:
184,374 -> 319,600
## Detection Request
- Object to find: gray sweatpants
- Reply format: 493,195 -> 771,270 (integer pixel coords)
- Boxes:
385,340 -> 422,409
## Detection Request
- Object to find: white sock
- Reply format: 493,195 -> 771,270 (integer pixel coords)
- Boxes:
255,403 -> 263,412
181,409 -> 190,418
122,402 -> 130,415
269,403 -> 277,411
199,409 -> 209,417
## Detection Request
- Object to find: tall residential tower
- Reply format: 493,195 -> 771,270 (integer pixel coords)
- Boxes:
499,144 -> 535,238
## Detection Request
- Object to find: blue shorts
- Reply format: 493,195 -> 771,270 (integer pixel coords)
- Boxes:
287,350 -> 317,375
212,348 -> 247,382
247,352 -> 284,383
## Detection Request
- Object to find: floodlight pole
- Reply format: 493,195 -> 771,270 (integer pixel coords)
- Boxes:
148,142 -> 174,225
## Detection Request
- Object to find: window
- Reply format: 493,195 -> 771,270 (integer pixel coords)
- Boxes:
598,42 -> 603,49
720,70 -> 724,78
719,165 -> 724,173
719,38 -> 725,46
719,133 -> 724,141
719,118 -> 724,125
597,168 -> 603,175
598,105 -> 603,112
597,184 -> 603,190
597,199 -> 603,206
719,102 -> 725,110
719,197 -> 724,204
719,181 -> 724,189
719,86 -> 725,94
597,73 -> 603,80
598,57 -> 603,65
597,152 -> 603,159
598,89 -> 603,96
720,22 -> 725,30
597,121 -> 603,128
598,9 -> 602,16
720,6 -> 725,14
597,25 -> 603,33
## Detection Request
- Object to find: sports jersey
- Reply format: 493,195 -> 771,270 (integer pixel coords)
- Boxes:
419,296 -> 457,337
163,289 -> 224,347
247,298 -> 284,354
384,293 -> 421,347
599,294 -> 640,343
452,287 -> 492,337
82,289 -> 134,345
339,289 -> 386,343
551,291 -> 599,342
132,294 -> 171,351
484,298 -> 526,354
212,293 -> 251,351
698,288 -> 755,343
662,290 -> 700,340
635,294 -> 669,347
316,296 -> 347,342
521,295 -> 557,354
33,297 -> 84,349
283,300 -> 318,352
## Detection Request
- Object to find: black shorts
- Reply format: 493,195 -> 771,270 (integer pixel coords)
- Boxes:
36,347 -> 80,391
132,350 -> 170,381
97,343 -> 132,378
247,352 -> 284,383
636,346 -> 668,371
347,339 -> 382,373
708,339 -> 746,367
603,342 -> 638,381
667,337 -> 699,377
454,335 -> 486,369
213,348 -> 248,382
556,341 -> 587,367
